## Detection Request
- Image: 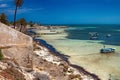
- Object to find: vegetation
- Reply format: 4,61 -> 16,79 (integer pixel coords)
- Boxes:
0,0 -> 36,33
18,18 -> 27,32
0,0 -> 41,33
0,49 -> 3,60
29,21 -> 34,27
0,13 -> 9,25
0,12 -> 35,32
14,0 -> 24,29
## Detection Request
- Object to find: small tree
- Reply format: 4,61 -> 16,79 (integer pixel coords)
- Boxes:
0,49 -> 3,60
29,21 -> 34,27
0,13 -> 9,25
19,18 -> 27,32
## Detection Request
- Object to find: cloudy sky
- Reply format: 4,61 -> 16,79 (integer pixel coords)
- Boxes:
0,0 -> 120,24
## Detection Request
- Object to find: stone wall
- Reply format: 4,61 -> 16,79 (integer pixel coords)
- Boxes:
0,22 -> 33,67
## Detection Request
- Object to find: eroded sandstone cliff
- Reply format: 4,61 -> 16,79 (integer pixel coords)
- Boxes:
0,22 -> 33,67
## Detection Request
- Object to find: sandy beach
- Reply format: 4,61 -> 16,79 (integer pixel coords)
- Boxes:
34,29 -> 120,80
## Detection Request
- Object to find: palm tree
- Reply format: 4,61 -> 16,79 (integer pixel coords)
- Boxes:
13,0 -> 24,29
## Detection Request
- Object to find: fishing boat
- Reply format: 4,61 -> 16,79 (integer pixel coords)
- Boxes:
100,47 -> 116,53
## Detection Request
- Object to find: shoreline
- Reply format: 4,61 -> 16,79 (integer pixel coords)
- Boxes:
33,38 -> 101,80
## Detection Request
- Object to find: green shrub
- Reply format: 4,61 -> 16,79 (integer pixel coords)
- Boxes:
0,49 -> 3,60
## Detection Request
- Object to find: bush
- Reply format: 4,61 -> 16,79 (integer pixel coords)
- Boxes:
0,49 -> 3,60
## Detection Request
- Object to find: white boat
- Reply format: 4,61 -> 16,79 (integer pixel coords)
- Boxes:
100,48 -> 116,53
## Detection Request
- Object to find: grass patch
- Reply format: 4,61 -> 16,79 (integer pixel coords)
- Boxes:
0,49 -> 3,60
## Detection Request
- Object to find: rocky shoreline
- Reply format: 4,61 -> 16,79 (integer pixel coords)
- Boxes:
0,38 -> 100,80
33,38 -> 101,80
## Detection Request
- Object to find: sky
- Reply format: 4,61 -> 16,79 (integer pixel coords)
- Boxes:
0,0 -> 120,24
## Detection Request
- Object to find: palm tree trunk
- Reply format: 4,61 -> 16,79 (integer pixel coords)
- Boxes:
13,5 -> 17,29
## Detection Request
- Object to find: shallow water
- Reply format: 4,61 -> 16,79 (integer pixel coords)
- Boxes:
36,25 -> 120,80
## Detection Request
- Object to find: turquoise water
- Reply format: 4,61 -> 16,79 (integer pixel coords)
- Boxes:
66,25 -> 120,46
37,25 -> 120,80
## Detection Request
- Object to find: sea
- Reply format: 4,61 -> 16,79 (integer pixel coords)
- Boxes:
35,24 -> 120,80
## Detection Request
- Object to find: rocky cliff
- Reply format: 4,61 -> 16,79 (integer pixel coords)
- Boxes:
0,22 -> 33,67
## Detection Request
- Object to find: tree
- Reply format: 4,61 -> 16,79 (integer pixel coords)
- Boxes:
13,0 -> 24,29
29,21 -> 34,27
0,13 -> 9,25
19,18 -> 27,32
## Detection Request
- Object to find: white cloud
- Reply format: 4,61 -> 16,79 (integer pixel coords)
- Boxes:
5,8 -> 33,14
17,8 -> 44,14
3,8 -> 44,15
0,4 -> 7,8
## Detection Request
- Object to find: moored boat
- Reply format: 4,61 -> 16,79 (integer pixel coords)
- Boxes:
100,48 -> 116,53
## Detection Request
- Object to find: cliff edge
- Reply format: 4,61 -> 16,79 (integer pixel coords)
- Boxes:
0,22 -> 33,67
